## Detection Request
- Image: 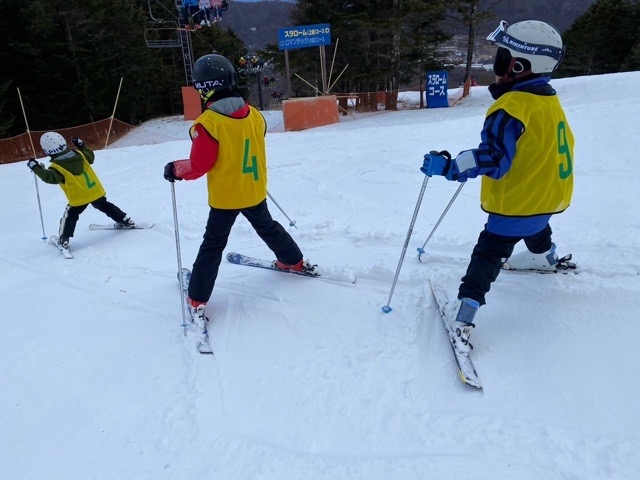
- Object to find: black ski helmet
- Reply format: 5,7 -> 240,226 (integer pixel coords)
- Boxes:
192,54 -> 237,102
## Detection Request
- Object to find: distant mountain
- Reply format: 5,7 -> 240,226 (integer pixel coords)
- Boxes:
222,0 -> 597,51
476,0 -> 597,33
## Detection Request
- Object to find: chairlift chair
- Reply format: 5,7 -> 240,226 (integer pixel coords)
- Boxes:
144,20 -> 182,48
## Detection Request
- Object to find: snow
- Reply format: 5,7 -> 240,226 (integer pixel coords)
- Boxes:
2,72 -> 640,479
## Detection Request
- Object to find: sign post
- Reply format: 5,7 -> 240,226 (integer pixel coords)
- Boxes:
278,23 -> 332,97
425,71 -> 449,108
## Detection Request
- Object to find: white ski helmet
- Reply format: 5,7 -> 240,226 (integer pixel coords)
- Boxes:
487,20 -> 565,75
40,132 -> 68,156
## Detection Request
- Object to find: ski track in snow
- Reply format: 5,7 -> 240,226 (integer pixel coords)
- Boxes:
3,73 -> 640,479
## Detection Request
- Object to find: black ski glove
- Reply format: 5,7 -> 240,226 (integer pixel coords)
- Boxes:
27,158 -> 41,171
71,137 -> 85,148
164,162 -> 182,182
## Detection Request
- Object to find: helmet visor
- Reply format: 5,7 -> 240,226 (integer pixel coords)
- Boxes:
487,20 -> 565,61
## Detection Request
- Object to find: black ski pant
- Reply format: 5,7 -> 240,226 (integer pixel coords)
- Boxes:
458,224 -> 553,305
188,199 -> 303,303
59,196 -> 126,238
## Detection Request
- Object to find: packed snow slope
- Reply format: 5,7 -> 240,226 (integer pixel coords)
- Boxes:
2,72 -> 640,480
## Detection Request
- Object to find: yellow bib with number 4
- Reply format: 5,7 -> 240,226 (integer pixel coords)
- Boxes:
193,107 -> 268,210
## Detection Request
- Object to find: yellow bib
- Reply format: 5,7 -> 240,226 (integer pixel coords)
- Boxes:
481,91 -> 574,216
192,107 -> 268,209
50,153 -> 106,206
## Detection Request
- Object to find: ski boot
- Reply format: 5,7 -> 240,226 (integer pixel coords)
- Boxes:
446,297 -> 479,354
274,259 -> 319,275
502,243 -> 559,272
58,235 -> 69,249
116,216 -> 136,229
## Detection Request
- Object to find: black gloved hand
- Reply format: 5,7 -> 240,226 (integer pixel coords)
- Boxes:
71,137 -> 85,148
164,162 -> 182,182
27,158 -> 41,171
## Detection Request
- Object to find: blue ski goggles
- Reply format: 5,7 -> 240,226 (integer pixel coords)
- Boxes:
486,20 -> 565,61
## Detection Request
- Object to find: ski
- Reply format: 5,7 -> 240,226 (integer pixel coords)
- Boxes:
225,252 -> 356,284
502,254 -> 578,274
89,222 -> 154,230
49,235 -> 74,259
178,268 -> 213,354
429,281 -> 482,390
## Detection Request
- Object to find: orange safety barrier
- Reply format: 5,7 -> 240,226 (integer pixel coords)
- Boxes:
0,118 -> 135,165
282,96 -> 340,132
182,87 -> 203,121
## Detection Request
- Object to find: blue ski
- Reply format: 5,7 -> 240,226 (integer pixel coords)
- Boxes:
226,252 -> 356,284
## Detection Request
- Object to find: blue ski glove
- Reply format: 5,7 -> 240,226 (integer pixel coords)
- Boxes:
421,150 -> 469,182
421,150 -> 452,177
27,158 -> 41,171
164,162 -> 182,182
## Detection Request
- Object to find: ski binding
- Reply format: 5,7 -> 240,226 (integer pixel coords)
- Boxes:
430,281 -> 482,390
49,235 -> 74,259
89,222 -> 154,230
178,268 -> 213,354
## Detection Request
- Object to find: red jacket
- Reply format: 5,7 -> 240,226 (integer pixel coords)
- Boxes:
174,102 -> 251,180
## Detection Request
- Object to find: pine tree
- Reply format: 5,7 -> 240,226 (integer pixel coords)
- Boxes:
557,0 -> 640,77
283,0 -> 451,97
0,0 -> 248,136
0,80 -> 15,137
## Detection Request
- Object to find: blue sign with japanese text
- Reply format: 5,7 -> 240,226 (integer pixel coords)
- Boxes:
426,71 -> 448,108
278,24 -> 331,51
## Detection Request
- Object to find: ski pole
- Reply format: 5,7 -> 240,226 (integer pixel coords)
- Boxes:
417,182 -> 465,262
382,175 -> 430,313
267,191 -> 297,228
17,86 -> 47,241
170,182 -> 189,336
32,172 -> 47,242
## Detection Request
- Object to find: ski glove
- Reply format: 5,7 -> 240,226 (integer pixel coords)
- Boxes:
164,162 -> 182,182
421,150 -> 452,176
71,137 -> 85,148
421,150 -> 466,181
27,158 -> 41,170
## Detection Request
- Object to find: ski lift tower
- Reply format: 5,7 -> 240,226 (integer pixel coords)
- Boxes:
145,0 -> 201,119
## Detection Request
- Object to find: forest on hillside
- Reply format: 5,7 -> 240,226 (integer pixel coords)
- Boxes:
1,0 -> 638,139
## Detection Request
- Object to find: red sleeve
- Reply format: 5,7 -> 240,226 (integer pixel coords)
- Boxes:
174,123 -> 219,180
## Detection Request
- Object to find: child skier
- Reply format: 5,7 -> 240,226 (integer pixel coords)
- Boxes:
420,20 -> 574,352
27,132 -> 135,250
163,53 -> 315,318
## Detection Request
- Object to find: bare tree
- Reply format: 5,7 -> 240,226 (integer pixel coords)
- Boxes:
450,0 -> 505,84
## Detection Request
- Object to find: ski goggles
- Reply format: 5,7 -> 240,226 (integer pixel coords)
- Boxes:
486,20 -> 565,61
